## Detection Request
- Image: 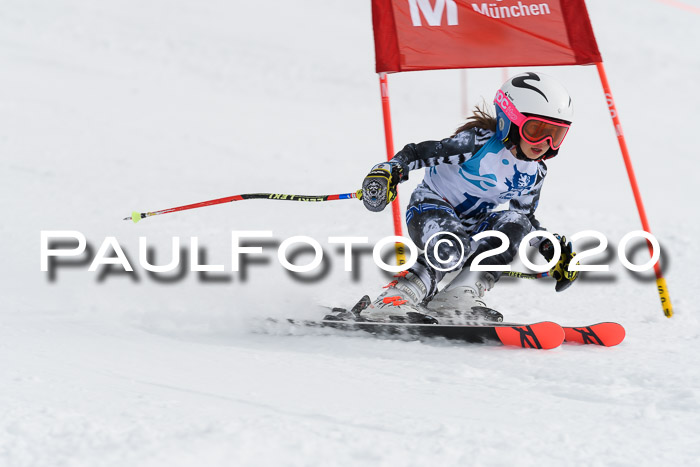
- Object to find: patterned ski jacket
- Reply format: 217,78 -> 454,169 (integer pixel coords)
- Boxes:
391,127 -> 545,230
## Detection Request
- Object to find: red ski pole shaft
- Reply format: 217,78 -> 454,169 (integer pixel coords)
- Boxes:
124,190 -> 362,223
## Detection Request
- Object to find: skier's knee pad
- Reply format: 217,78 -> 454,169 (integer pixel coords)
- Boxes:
488,211 -> 534,232
469,212 -> 533,266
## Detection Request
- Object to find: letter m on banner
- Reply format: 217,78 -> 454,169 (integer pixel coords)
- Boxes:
372,0 -> 601,72
408,0 -> 458,26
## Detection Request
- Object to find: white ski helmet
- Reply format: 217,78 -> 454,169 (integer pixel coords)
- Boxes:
494,72 -> 573,160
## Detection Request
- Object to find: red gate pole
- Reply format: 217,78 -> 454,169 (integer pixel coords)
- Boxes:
596,62 -> 673,317
378,72 -> 407,266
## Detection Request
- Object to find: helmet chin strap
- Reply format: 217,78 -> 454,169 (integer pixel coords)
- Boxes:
541,147 -> 559,161
512,142 -> 532,161
502,124 -> 532,162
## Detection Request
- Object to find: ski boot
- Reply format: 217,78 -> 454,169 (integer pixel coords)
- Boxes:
426,270 -> 503,323
358,271 -> 438,324
324,293 -> 437,324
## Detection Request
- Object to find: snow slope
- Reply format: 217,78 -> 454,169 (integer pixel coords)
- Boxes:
2,0 -> 699,465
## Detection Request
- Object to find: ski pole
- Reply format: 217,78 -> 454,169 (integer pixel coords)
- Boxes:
124,190 -> 363,223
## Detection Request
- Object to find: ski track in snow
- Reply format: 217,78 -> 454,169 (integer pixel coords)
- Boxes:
2,0 -> 699,465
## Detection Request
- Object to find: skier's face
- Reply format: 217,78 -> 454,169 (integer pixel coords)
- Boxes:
517,139 -> 550,160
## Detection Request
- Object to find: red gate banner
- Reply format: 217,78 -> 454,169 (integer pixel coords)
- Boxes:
372,0 -> 601,72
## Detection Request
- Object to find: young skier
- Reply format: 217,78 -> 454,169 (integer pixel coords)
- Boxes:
359,72 -> 579,321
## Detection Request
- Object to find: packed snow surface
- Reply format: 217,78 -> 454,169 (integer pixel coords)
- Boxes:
2,0 -> 699,465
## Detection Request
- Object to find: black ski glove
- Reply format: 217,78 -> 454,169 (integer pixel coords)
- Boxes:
539,234 -> 579,292
360,161 -> 404,212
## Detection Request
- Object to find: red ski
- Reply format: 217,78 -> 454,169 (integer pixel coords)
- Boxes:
280,319 -> 565,349
292,296 -> 616,350
562,322 -> 625,347
494,322 -> 564,349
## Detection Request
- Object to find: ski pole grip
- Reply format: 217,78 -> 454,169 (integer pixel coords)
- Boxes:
656,277 -> 673,318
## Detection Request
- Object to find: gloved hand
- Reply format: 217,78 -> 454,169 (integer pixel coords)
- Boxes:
539,234 -> 579,292
360,161 -> 404,212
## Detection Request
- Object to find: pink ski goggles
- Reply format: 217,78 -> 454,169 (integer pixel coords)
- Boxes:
494,90 -> 571,150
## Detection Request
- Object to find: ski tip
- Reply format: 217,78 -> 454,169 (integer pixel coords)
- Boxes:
494,321 -> 564,350
563,322 -> 625,347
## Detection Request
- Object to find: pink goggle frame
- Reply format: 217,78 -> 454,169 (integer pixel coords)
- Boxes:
494,89 -> 571,150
